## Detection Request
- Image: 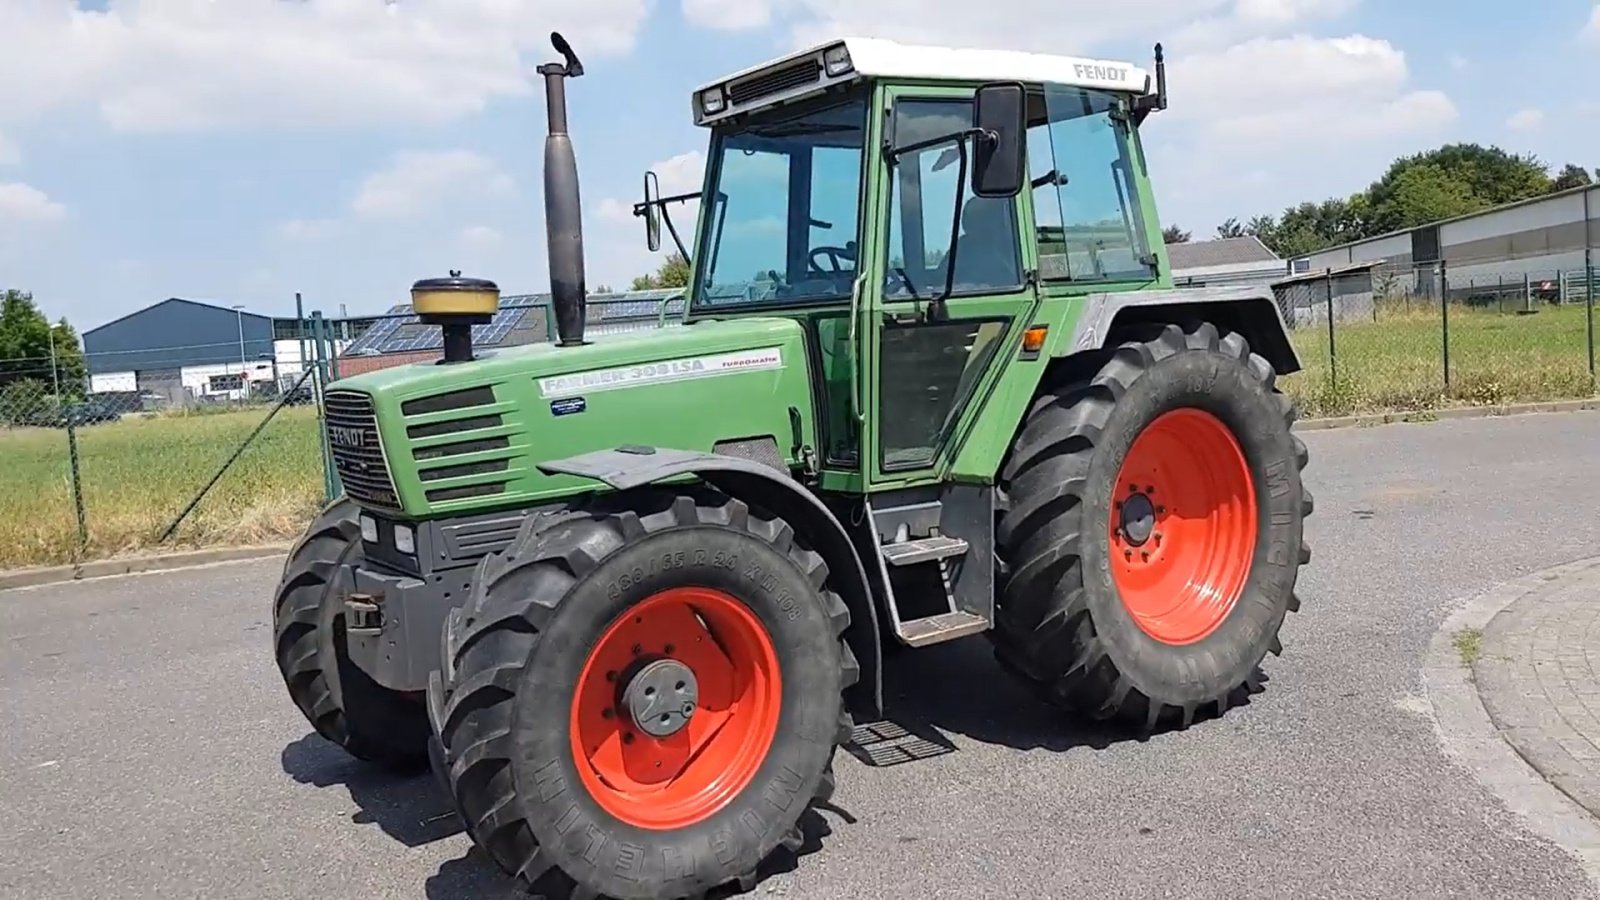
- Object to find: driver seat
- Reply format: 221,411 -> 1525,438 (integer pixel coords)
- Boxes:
952,195 -> 1019,290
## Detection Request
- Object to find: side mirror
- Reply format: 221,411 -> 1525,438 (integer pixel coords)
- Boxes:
971,82 -> 1026,198
643,170 -> 662,252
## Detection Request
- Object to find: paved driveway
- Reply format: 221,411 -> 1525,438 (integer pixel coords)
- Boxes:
5,411 -> 1600,900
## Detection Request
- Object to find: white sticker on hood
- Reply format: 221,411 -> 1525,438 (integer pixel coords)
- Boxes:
537,346 -> 785,399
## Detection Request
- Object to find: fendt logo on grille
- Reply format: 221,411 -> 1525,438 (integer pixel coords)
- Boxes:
328,426 -> 369,449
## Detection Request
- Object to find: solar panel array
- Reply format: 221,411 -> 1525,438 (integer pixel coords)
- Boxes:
338,289 -> 687,357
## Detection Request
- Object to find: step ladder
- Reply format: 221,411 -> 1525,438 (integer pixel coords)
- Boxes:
866,485 -> 995,648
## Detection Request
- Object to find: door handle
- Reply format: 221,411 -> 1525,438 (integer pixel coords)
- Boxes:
847,275 -> 865,423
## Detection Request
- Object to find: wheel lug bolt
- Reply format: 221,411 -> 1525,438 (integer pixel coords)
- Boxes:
623,733 -> 635,745
1141,551 -> 1150,561
664,643 -> 675,654
631,644 -> 642,656
606,670 -> 617,682
1153,534 -> 1162,546
1145,485 -> 1155,494
1124,549 -> 1133,560
602,707 -> 614,719
1157,506 -> 1166,514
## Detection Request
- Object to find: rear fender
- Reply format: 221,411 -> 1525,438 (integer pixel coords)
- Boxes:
539,447 -> 883,718
1054,285 -> 1301,375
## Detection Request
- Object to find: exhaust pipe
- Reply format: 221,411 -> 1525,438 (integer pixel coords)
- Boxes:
540,32 -> 588,347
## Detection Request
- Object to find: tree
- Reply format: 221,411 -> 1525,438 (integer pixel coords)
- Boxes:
1549,163 -> 1594,193
629,253 -> 691,290
0,290 -> 87,395
1162,225 -> 1191,244
1382,164 -> 1481,229
1216,218 -> 1246,239
1362,143 -> 1547,234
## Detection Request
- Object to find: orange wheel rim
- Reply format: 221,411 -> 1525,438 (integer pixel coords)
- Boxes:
1109,409 -> 1258,646
569,587 -> 781,830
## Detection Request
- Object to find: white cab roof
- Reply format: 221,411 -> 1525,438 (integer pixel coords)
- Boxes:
694,37 -> 1151,124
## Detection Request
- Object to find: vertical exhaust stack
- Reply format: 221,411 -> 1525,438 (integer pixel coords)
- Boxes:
540,32 -> 588,347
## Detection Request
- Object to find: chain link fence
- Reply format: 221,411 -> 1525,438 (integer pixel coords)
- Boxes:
0,348 -> 325,570
1275,260 -> 1598,418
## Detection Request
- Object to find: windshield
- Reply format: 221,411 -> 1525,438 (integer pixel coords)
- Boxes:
1028,86 -> 1157,283
691,95 -> 868,310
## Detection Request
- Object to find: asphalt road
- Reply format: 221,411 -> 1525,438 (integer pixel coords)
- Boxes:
5,410 -> 1600,900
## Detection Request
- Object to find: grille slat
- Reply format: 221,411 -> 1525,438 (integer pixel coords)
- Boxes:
728,59 -> 822,106
324,390 -> 400,509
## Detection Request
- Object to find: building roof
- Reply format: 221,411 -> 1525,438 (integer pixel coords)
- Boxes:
339,288 -> 684,356
1166,236 -> 1280,272
695,37 -> 1150,125
84,297 -> 271,337
1273,260 -> 1386,288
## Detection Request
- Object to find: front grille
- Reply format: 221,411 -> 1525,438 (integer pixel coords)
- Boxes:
324,390 -> 400,509
728,58 -> 822,106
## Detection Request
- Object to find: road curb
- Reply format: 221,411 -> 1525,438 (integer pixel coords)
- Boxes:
1422,556 -> 1600,892
1298,397 -> 1600,431
0,543 -> 292,592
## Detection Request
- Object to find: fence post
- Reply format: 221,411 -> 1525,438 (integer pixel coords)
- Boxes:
64,415 -> 88,562
1324,268 -> 1337,388
311,312 -> 340,502
1440,261 -> 1451,389
1588,264 -> 1596,387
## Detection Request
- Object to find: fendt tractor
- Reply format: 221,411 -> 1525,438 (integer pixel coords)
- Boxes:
273,32 -> 1313,900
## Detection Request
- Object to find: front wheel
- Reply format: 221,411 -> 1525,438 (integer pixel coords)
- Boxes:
431,490 -> 856,900
991,320 -> 1314,730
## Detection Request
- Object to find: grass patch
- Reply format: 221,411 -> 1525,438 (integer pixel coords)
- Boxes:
0,407 -> 324,569
1454,628 -> 1484,666
1283,302 -> 1597,418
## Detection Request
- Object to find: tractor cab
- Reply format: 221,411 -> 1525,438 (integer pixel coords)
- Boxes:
638,37 -> 1170,483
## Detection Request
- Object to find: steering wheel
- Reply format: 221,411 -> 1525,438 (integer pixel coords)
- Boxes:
808,243 -> 856,275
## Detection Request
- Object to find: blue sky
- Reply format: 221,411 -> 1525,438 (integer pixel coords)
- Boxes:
2,0 -> 1597,332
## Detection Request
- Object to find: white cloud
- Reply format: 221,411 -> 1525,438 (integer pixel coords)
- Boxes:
1584,5 -> 1600,43
351,150 -> 514,220
683,0 -> 772,31
0,131 -> 18,166
1448,53 -> 1469,71
0,0 -> 651,132
599,149 -> 704,229
0,182 -> 67,223
1506,108 -> 1545,131
1166,35 -> 1456,144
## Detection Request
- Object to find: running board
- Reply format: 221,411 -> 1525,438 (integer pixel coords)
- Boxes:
897,611 -> 990,648
881,535 -> 969,567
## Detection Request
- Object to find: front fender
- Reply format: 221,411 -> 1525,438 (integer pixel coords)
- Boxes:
1056,285 -> 1302,375
539,446 -> 883,718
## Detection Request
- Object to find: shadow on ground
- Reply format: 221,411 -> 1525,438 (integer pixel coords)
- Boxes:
280,734 -> 463,848
870,634 -> 1267,753
281,634 -> 1250,898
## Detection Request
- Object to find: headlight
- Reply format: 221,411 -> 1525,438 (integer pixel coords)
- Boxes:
393,524 -> 416,556
359,514 -> 378,543
700,87 -> 726,115
823,44 -> 853,77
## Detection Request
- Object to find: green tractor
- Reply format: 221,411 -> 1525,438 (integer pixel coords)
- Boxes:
273,32 -> 1312,900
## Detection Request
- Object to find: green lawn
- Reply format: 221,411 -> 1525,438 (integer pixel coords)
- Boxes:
0,407 -> 325,569
1282,301 -> 1597,418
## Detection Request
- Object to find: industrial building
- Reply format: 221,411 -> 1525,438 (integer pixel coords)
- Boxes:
82,298 -> 365,406
1292,183 -> 1599,301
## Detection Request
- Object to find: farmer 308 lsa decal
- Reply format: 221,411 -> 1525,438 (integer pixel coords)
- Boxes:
272,32 -> 1312,900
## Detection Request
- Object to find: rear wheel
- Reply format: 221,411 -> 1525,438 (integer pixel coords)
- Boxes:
991,321 -> 1313,730
272,499 -> 431,766
431,490 -> 856,900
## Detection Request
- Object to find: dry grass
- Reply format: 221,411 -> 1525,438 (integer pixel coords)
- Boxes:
0,407 -> 324,569
1283,301 -> 1597,418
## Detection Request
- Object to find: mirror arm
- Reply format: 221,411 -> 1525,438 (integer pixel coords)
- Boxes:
660,206 -> 693,265
931,138 -> 971,321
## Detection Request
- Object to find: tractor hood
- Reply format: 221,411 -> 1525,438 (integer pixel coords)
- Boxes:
322,317 -> 817,518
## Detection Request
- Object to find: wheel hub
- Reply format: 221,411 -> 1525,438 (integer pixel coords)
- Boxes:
1119,492 -> 1157,546
622,658 -> 699,738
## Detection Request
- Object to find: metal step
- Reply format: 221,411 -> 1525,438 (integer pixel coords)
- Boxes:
880,535 -> 970,567
897,611 -> 990,648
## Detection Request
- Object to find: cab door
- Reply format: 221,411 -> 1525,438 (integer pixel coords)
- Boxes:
861,85 -> 1040,488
